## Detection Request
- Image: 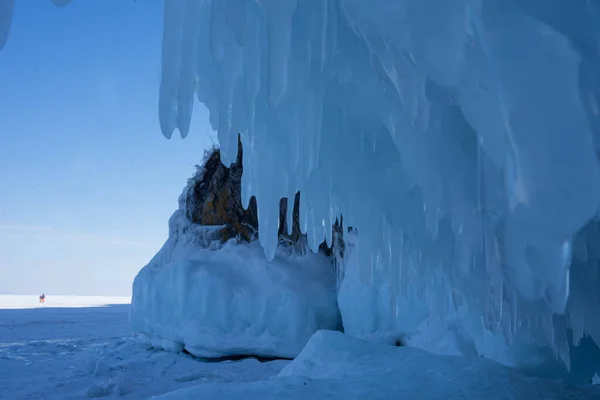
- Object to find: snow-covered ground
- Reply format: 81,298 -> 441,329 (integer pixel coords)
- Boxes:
2,295 -> 599,399
0,295 -> 288,399
157,330 -> 600,400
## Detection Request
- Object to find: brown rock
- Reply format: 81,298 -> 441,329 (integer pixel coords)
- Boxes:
183,135 -> 347,258
184,135 -> 258,243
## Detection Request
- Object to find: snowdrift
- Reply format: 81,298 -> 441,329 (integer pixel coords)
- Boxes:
153,330 -> 600,399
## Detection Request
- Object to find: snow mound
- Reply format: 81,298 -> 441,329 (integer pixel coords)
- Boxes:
130,240 -> 341,359
153,330 -> 600,400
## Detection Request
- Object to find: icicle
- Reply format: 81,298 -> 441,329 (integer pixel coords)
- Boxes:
0,0 -> 14,51
176,0 -> 203,139
287,193 -> 295,237
157,0 -> 600,370
258,0 -> 297,108
159,0 -> 187,138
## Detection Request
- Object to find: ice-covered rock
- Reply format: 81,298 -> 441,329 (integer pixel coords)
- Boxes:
183,139 -> 259,243
130,240 -> 341,359
130,145 -> 341,359
182,139 -> 341,253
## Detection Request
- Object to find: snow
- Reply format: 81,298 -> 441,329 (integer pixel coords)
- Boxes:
0,295 -> 288,399
155,330 -> 600,400
157,0 -> 600,369
3,296 -> 599,398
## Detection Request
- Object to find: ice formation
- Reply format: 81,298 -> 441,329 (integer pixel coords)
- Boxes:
0,0 -> 74,51
130,241 -> 340,359
0,0 -> 13,50
158,0 -> 600,368
130,169 -> 341,359
2,0 -> 599,372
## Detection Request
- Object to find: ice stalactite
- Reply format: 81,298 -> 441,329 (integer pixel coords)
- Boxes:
0,0 -> 14,51
158,0 -> 600,369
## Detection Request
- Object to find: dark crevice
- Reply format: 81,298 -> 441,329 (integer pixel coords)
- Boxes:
181,348 -> 292,363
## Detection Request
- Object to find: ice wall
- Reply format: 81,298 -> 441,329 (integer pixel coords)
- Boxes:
158,0 -> 600,367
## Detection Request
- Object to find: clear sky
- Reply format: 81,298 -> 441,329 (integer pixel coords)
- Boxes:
0,1 -> 215,296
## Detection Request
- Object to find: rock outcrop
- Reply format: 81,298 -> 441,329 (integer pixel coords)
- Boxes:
183,136 -> 258,243
182,136 -> 345,258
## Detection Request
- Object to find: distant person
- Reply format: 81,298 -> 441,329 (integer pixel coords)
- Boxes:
39,293 -> 45,303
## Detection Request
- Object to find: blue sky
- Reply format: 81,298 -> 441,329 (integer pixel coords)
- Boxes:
0,1 -> 215,296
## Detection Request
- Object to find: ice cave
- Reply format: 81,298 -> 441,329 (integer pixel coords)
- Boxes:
3,0 -> 600,397
154,0 -> 600,372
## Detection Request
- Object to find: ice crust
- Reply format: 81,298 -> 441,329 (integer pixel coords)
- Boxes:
158,0 -> 600,367
129,169 -> 341,359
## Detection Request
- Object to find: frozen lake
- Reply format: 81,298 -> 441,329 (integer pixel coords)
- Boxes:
0,295 -> 287,399
1,295 -> 598,399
